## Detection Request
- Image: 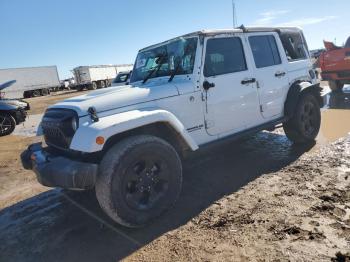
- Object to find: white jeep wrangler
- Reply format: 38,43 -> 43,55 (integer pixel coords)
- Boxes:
22,27 -> 322,227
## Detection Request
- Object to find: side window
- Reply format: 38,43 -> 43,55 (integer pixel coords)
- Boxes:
204,37 -> 247,77
249,35 -> 282,68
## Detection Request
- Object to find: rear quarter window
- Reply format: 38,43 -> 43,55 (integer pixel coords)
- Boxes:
279,32 -> 308,61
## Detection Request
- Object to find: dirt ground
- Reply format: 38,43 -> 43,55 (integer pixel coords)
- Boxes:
0,88 -> 349,262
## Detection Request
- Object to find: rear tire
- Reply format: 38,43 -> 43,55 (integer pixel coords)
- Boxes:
95,135 -> 182,228
41,88 -> 49,96
0,113 -> 16,136
88,82 -> 97,90
283,93 -> 321,144
99,80 -> 106,88
329,80 -> 344,92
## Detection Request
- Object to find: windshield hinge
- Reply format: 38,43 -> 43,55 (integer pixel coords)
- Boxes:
88,107 -> 99,122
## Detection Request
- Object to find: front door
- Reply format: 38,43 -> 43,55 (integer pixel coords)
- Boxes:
202,35 -> 262,136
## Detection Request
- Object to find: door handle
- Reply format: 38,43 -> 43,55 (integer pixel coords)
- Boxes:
275,72 -> 286,77
203,81 -> 215,90
241,78 -> 256,85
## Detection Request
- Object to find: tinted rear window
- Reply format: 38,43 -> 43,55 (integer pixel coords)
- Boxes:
249,35 -> 282,68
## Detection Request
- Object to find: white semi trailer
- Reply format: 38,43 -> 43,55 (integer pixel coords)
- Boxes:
72,64 -> 133,91
0,66 -> 60,99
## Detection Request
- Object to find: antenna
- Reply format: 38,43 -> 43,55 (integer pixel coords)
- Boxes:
232,0 -> 237,28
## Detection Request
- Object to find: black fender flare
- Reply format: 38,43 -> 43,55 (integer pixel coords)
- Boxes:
284,82 -> 323,119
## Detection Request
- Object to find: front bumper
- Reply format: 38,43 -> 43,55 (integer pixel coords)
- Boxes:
15,108 -> 27,124
321,70 -> 350,81
21,143 -> 98,190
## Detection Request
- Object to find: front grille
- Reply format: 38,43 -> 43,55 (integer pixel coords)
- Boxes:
42,122 -> 70,149
41,109 -> 78,150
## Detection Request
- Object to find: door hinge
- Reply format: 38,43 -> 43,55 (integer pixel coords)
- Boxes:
260,105 -> 264,113
205,120 -> 214,129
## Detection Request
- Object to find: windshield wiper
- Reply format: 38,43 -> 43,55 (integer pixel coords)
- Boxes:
142,54 -> 167,84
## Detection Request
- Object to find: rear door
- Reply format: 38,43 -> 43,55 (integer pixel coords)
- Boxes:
202,35 -> 262,136
246,33 -> 290,119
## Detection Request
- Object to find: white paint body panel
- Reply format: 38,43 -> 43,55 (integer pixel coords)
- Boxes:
70,109 -> 199,152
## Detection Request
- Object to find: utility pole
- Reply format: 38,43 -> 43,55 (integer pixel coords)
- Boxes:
232,0 -> 237,28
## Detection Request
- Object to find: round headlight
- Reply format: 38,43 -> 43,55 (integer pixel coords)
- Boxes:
71,117 -> 78,131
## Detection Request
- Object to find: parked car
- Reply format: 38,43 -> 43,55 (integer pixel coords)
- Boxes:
0,66 -> 60,99
0,80 -> 30,136
111,71 -> 132,87
319,37 -> 350,91
22,27 -> 321,227
73,64 -> 133,91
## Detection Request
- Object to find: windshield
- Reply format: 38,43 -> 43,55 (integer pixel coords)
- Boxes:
113,73 -> 130,83
130,37 -> 198,83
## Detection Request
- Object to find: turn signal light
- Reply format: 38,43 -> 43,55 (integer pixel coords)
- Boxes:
96,136 -> 105,145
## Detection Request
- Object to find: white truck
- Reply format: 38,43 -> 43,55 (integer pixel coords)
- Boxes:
22,27 -> 322,228
0,66 -> 60,99
73,64 -> 133,91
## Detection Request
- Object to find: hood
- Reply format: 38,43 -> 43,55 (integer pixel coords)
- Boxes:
0,80 -> 16,91
50,81 -> 179,116
0,99 -> 29,110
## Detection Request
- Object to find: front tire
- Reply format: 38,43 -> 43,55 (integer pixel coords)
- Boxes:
329,80 -> 344,92
283,93 -> 321,144
95,135 -> 182,228
0,113 -> 16,136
